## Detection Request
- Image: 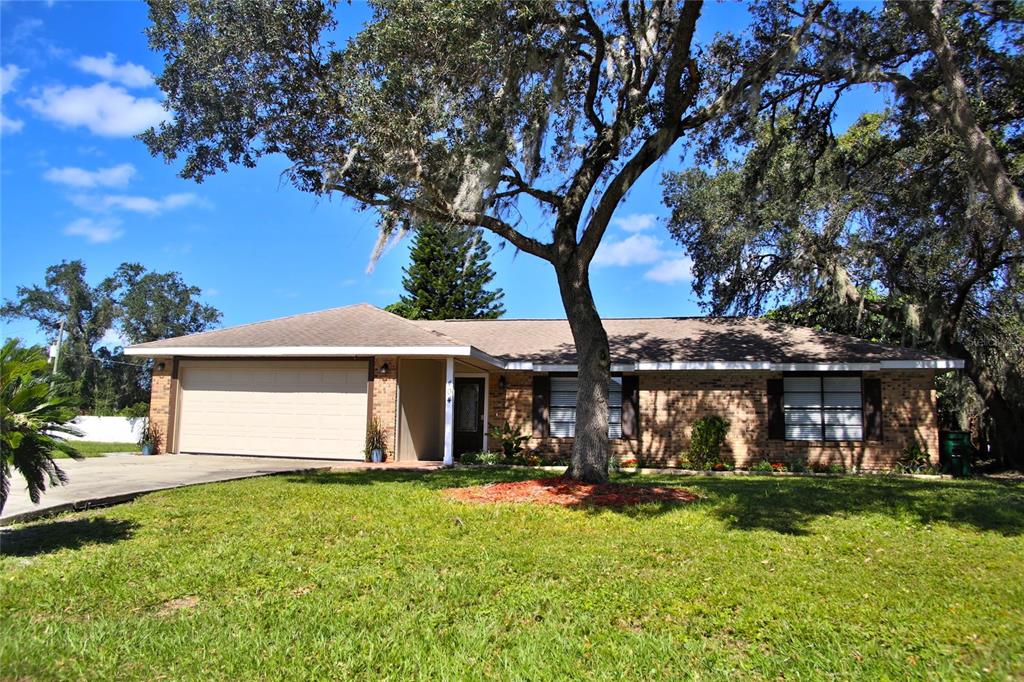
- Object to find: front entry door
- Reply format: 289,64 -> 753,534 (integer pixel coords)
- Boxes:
453,378 -> 485,457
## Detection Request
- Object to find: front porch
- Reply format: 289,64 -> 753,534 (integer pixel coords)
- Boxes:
387,356 -> 495,465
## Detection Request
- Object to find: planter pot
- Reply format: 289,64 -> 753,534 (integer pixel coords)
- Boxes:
141,443 -> 155,456
370,449 -> 383,463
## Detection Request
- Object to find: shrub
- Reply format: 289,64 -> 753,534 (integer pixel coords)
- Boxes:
748,459 -> 775,472
120,402 -> 150,419
684,415 -> 730,470
487,422 -> 529,460
786,455 -> 809,473
894,442 -> 932,474
811,461 -> 847,474
459,451 -> 503,465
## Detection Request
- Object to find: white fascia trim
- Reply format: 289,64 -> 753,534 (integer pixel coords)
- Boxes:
123,345 -> 478,358
467,347 -> 506,368
638,361 -> 774,371
771,362 -> 878,372
880,359 -> 964,370
577,360 -> 961,372
519,362 -> 638,373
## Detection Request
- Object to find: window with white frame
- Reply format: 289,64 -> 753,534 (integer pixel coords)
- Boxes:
549,375 -> 623,438
783,375 -> 863,441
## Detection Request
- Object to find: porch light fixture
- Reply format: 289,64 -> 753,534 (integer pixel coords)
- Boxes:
378,362 -> 390,376
498,375 -> 507,390
155,361 -> 166,371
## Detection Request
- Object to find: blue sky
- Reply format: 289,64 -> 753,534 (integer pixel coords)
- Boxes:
1,1 -> 885,346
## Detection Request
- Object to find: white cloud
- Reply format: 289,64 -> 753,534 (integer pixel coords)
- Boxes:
63,217 -> 124,243
1,64 -> 26,134
593,233 -> 663,267
44,163 -> 136,188
70,192 -> 202,215
1,115 -> 24,134
1,64 -> 25,96
98,326 -> 130,348
644,257 -> 694,284
23,82 -> 169,137
73,53 -> 153,89
612,212 -> 658,233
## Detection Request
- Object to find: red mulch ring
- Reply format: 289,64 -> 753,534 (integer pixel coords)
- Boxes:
444,476 -> 700,508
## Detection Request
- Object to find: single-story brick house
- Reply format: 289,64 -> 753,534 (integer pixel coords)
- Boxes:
125,303 -> 961,470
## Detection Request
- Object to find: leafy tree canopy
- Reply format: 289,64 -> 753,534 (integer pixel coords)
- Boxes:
142,0 -> 828,482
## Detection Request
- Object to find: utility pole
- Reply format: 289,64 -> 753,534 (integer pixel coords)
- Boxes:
49,317 -> 65,388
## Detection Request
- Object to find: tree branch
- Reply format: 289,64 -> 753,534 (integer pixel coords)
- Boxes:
900,0 -> 1024,241
325,183 -> 554,262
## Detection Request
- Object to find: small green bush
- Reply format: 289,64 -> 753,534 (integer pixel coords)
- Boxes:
894,442 -> 932,474
748,459 -> 775,473
684,415 -> 730,469
487,422 -> 529,460
459,451 -> 504,465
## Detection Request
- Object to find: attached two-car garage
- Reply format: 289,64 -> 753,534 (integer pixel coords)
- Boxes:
175,360 -> 369,460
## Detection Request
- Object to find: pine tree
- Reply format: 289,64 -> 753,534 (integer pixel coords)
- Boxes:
386,223 -> 504,320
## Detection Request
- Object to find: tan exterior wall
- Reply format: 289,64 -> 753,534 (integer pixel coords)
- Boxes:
148,359 -> 178,454
487,369 -> 939,471
397,359 -> 444,461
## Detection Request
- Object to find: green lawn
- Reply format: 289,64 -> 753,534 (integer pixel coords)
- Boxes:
61,441 -> 140,457
2,470 -> 1022,680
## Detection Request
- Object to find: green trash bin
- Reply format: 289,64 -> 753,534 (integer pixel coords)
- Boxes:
940,431 -> 973,477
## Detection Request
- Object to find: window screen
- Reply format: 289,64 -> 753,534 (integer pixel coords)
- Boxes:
783,375 -> 863,441
548,375 -> 623,439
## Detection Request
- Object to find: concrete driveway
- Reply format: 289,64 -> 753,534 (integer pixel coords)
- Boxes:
2,454 -> 351,525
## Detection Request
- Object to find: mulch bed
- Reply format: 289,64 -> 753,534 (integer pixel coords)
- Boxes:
444,476 -> 700,508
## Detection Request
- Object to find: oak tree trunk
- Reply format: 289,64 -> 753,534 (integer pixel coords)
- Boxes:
956,346 -> 1024,468
556,255 -> 612,483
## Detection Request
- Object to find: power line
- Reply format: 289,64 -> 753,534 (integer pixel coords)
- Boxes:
56,351 -> 150,368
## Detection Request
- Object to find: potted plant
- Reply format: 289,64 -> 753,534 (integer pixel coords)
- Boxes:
364,418 -> 388,463
138,422 -> 162,456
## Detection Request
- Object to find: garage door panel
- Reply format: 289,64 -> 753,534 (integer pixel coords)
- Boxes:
177,361 -> 368,459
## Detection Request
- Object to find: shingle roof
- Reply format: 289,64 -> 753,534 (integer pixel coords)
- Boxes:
414,317 -> 943,364
128,304 -> 465,350
128,303 -> 946,365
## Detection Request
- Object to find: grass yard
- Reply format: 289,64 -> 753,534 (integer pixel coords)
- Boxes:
57,441 -> 141,458
1,469 -> 1022,680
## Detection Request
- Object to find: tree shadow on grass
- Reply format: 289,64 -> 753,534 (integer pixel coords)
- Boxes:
1,517 -> 138,557
659,476 -> 1024,536
285,468 -> 1024,536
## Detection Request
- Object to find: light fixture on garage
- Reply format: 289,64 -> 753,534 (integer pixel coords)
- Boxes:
379,362 -> 390,376
498,375 -> 507,390
155,361 -> 166,371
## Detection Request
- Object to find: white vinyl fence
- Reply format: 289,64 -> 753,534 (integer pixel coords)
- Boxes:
64,416 -> 147,443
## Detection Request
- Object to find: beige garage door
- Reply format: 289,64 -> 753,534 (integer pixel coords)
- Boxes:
177,360 -> 368,459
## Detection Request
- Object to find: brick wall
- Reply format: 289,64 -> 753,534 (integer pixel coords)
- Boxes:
371,356 -> 399,461
148,360 -> 177,454
489,369 -> 939,471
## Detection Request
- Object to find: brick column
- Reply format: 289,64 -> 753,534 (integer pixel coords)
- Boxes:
371,356 -> 399,460
148,359 -> 178,454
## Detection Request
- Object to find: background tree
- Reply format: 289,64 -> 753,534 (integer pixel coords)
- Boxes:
386,224 -> 505,320
0,340 -> 82,513
0,261 -> 113,409
102,263 -> 222,344
664,111 -> 1023,465
142,0 -> 826,482
2,262 -> 221,414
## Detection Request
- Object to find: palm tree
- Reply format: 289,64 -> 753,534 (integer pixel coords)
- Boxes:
1,339 -> 82,513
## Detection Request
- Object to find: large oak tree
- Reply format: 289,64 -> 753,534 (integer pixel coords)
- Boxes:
142,0 -> 827,482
